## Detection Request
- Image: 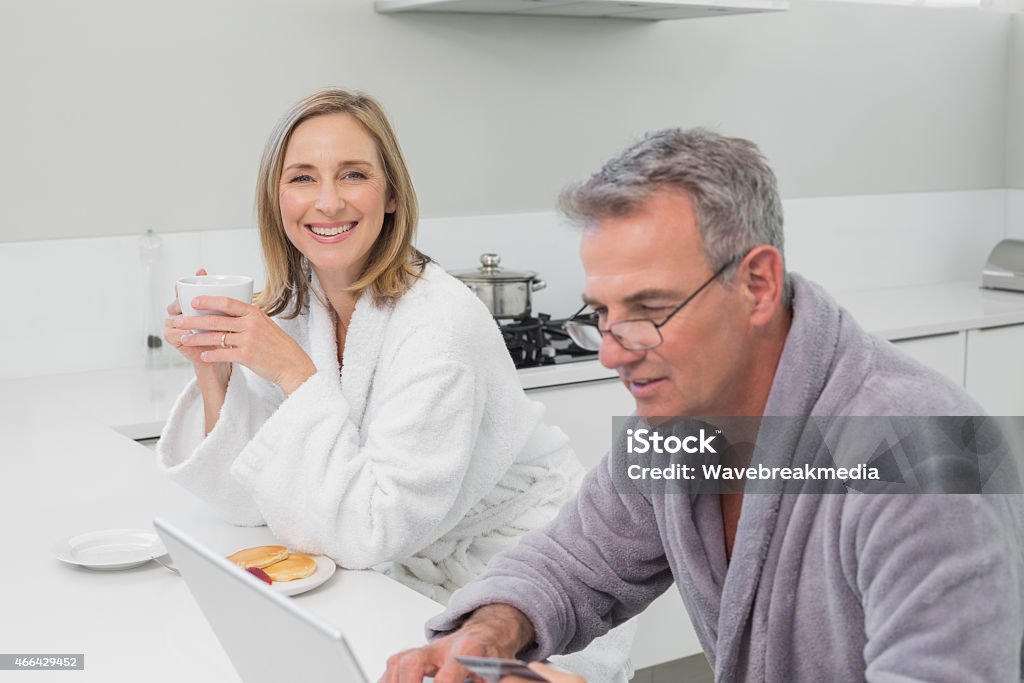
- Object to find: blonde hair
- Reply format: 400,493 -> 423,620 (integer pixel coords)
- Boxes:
254,88 -> 428,317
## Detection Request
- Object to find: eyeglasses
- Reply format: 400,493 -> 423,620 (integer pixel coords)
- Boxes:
565,259 -> 736,352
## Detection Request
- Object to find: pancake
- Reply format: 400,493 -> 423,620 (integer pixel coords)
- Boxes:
227,545 -> 289,569
262,553 -> 317,582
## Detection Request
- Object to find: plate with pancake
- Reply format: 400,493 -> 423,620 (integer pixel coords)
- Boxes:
53,528 -> 167,570
270,554 -> 336,597
226,545 -> 337,597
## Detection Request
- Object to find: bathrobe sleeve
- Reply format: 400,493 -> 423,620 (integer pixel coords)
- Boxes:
222,332 -> 526,570
853,494 -> 1024,682
156,365 -> 284,525
427,454 -> 675,660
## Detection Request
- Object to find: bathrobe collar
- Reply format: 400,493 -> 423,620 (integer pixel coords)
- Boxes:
307,272 -> 391,429
710,273 -> 845,679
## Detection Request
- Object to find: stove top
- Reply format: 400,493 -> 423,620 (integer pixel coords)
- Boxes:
498,313 -> 600,369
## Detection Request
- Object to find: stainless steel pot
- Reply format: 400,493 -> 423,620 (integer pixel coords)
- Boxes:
450,253 -> 547,319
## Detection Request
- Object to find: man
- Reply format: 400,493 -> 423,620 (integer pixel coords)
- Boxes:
381,129 -> 1024,682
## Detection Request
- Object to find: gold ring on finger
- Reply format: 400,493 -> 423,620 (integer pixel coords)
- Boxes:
220,332 -> 228,349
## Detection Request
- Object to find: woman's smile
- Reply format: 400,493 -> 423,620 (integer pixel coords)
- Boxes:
306,221 -> 358,243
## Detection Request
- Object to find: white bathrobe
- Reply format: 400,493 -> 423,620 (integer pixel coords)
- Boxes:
157,263 -> 635,681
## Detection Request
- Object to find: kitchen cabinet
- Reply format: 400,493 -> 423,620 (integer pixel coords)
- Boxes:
890,331 -> 966,387
886,324 -> 1024,416
965,324 -> 1024,415
527,378 -> 634,470
835,281 -> 1024,415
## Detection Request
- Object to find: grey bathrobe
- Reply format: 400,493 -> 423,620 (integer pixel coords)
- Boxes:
427,273 -> 1024,682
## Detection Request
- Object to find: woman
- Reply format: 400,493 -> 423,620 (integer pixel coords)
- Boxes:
158,89 -> 633,681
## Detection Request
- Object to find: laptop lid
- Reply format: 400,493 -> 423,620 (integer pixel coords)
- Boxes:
153,518 -> 367,683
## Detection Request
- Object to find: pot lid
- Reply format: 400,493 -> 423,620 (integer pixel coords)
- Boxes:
449,253 -> 539,282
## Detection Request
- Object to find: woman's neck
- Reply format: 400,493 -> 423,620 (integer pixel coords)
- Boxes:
313,267 -> 358,327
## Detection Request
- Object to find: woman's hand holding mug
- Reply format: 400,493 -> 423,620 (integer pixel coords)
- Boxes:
165,269 -> 231,384
169,271 -> 316,397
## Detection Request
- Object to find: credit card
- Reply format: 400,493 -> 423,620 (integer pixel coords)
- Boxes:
454,655 -> 549,681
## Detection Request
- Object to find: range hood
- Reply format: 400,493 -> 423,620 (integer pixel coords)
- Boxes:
374,0 -> 788,20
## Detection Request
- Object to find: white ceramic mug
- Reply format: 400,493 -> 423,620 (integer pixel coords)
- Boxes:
175,275 -> 254,330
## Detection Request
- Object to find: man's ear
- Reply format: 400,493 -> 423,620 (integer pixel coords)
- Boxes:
738,246 -> 785,327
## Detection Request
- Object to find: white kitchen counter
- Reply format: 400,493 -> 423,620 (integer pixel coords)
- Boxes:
834,279 -> 1024,341
0,375 -> 441,681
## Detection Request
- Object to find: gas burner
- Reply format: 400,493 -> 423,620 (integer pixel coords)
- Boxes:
497,313 -> 600,369
499,315 -> 548,369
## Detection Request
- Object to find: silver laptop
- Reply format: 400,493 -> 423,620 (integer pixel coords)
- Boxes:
153,518 -> 368,683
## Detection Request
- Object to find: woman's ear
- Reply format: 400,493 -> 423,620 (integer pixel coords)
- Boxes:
386,194 -> 397,214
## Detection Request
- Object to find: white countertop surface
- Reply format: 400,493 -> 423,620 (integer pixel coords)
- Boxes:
5,279 -> 1024,681
0,375 -> 441,682
834,280 -> 1024,341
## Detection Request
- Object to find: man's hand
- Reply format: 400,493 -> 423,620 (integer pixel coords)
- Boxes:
504,662 -> 586,683
380,604 -> 536,683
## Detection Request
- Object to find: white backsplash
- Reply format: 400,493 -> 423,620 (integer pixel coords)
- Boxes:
783,190 -> 1006,294
0,189 -> 1009,380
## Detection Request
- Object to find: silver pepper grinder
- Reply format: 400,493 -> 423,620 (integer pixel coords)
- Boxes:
138,229 -> 164,366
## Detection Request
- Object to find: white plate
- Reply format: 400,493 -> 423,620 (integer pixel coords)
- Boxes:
268,555 -> 337,597
53,529 -> 167,570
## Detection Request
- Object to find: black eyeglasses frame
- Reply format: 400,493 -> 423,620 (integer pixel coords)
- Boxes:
566,257 -> 738,352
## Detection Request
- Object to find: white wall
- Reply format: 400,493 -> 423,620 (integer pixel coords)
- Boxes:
1007,15 -> 1024,242
1006,16 -> 1024,236
0,0 -> 1011,243
1008,15 -> 1024,189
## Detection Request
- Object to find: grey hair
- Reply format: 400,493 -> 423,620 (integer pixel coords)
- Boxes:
559,127 -> 791,305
